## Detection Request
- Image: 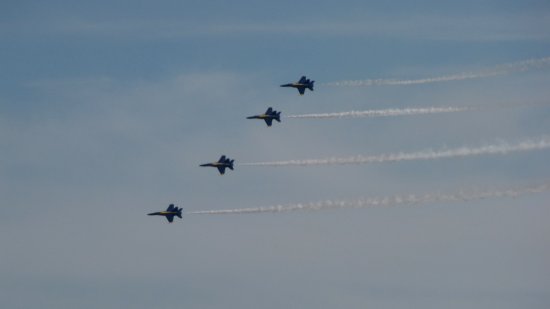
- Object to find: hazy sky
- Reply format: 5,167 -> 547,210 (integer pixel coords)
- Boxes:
1,1 -> 550,308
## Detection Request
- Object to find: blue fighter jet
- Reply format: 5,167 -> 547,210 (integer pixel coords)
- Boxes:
247,107 -> 281,127
148,204 -> 183,223
200,155 -> 235,175
281,76 -> 314,95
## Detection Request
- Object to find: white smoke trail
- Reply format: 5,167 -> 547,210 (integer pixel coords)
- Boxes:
323,56 -> 550,87
286,101 -> 550,120
285,106 -> 472,119
188,183 -> 550,215
240,137 -> 550,167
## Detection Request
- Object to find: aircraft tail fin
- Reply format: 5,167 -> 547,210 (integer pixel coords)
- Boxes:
275,111 -> 281,122
228,159 -> 234,170
176,207 -> 183,219
308,80 -> 314,91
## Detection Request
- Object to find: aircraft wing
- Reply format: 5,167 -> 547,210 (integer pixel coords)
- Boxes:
264,118 -> 273,127
299,76 -> 307,83
298,87 -> 305,95
166,204 -> 174,211
217,166 -> 226,175
266,107 -> 273,114
166,215 -> 175,223
218,155 -> 226,163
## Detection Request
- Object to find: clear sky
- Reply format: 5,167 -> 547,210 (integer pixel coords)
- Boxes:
1,1 -> 550,308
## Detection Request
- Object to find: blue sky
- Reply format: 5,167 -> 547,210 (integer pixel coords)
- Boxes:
1,1 -> 550,308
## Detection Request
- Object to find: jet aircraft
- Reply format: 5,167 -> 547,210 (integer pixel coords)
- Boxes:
247,107 -> 281,127
281,76 -> 314,95
200,155 -> 235,175
148,204 -> 183,223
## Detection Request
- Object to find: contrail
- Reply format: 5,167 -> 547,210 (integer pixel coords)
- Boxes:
323,56 -> 550,87
285,106 -> 472,119
187,183 -> 550,215
240,137 -> 550,167
284,102 -> 550,120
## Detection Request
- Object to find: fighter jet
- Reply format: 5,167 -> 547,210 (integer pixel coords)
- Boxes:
281,76 -> 314,95
200,155 -> 235,175
148,204 -> 183,223
247,107 -> 281,127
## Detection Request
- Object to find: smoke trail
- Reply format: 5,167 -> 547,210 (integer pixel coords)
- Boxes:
240,137 -> 550,167
188,183 -> 550,215
286,101 -> 550,120
323,56 -> 550,87
285,106 -> 472,119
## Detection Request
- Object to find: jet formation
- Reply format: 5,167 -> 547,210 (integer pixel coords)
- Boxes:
148,204 -> 183,223
247,107 -> 281,127
200,155 -> 235,175
150,75 -> 314,222
281,76 -> 315,95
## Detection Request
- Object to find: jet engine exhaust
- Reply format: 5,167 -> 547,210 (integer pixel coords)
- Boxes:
322,57 -> 550,87
187,183 -> 550,215
285,106 -> 472,119
240,137 -> 550,167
